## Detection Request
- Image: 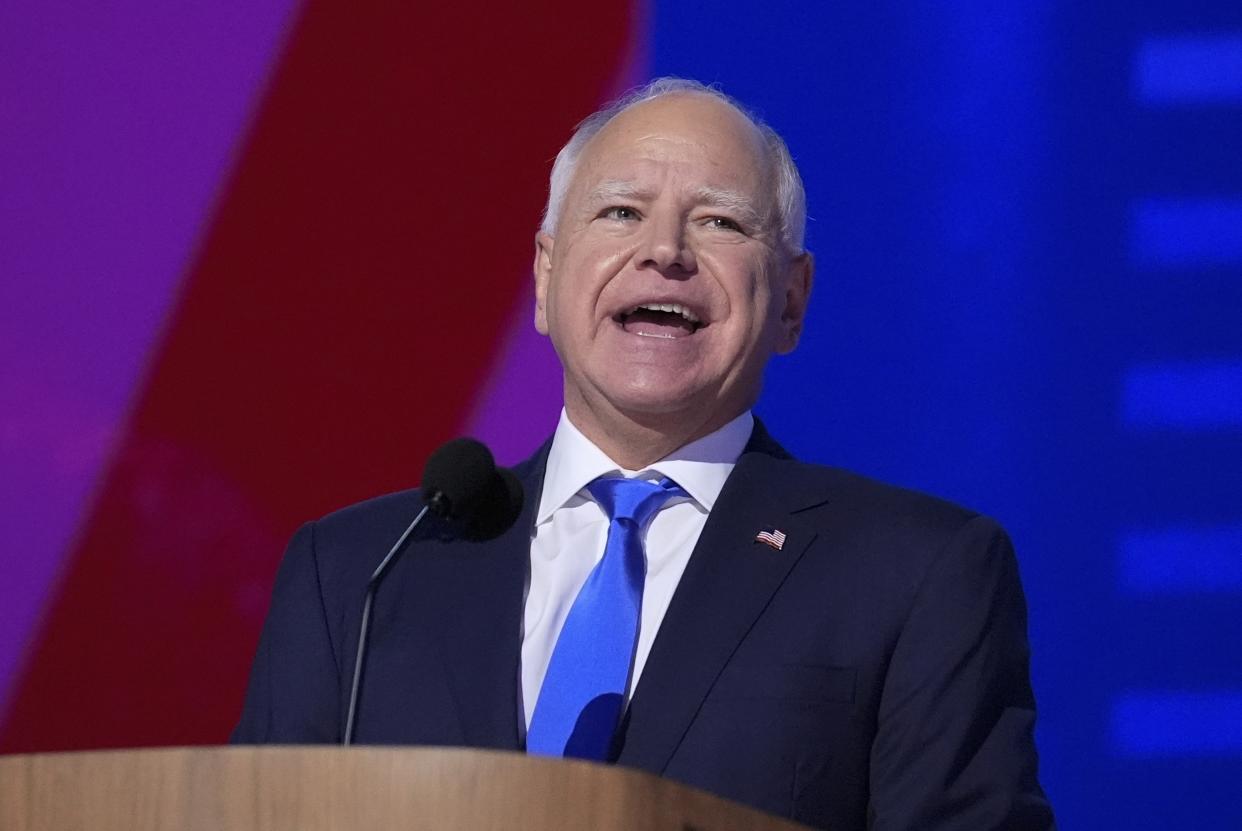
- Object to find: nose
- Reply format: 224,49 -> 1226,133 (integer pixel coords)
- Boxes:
636,213 -> 697,276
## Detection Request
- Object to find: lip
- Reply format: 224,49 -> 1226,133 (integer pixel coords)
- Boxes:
608,296 -> 711,329
606,316 -> 708,345
611,319 -> 690,339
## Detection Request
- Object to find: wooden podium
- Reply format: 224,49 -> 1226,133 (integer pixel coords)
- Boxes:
0,746 -> 811,830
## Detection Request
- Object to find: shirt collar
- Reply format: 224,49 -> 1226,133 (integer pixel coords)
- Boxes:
536,408 -> 754,525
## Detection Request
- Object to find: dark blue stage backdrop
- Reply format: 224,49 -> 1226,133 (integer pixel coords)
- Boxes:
651,2 -> 1241,828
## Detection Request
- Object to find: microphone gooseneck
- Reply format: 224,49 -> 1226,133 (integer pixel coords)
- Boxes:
343,438 -> 524,745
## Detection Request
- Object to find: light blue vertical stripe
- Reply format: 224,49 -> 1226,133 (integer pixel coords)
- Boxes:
1119,526 -> 1242,593
1113,692 -> 1242,757
1122,361 -> 1242,430
1130,199 -> 1242,268
1135,36 -> 1242,105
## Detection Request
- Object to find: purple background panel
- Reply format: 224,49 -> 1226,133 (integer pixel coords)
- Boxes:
0,0 -> 302,713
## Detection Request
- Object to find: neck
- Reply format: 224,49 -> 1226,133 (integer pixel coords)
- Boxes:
564,395 -> 747,470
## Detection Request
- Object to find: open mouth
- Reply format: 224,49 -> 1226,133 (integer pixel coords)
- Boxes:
613,302 -> 705,339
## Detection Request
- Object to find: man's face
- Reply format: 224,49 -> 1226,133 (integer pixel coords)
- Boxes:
534,93 -> 811,436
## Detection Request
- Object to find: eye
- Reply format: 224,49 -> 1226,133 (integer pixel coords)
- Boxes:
600,205 -> 641,221
704,216 -> 744,232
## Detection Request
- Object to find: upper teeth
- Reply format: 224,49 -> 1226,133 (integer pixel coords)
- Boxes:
633,302 -> 701,324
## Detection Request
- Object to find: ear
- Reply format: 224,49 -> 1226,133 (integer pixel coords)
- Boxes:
533,231 -> 555,335
775,251 -> 813,355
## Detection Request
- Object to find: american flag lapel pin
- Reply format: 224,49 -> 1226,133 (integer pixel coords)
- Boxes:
754,527 -> 787,551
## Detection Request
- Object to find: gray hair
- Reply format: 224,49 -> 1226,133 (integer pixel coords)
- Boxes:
539,77 -> 807,253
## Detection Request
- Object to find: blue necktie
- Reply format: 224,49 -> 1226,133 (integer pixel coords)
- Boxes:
526,475 -> 685,760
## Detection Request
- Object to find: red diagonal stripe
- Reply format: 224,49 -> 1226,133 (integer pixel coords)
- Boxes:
3,0 -> 635,752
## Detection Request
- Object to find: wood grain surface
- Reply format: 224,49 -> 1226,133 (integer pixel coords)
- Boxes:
0,746 -> 812,830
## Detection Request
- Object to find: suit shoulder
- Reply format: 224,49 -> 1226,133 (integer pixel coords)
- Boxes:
829,463 -> 981,528
761,458 -> 1018,626
298,440 -> 546,581
316,487 -> 423,533
298,488 -> 425,585
763,454 -> 1002,553
308,436 -> 548,533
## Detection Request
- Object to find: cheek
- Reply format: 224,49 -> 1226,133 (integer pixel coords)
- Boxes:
545,264 -> 601,349
715,260 -> 777,326
711,259 -> 785,358
545,262 -> 587,321
555,243 -> 636,316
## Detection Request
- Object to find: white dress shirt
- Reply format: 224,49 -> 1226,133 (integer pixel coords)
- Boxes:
520,408 -> 754,730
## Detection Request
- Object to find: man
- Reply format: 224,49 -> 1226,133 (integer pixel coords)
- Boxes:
233,78 -> 1054,830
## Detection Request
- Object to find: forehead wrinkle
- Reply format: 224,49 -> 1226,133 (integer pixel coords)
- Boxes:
584,179 -> 654,205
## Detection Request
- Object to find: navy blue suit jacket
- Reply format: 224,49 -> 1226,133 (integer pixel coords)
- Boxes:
233,424 -> 1053,830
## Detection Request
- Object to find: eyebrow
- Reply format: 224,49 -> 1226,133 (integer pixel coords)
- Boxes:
585,180 -> 768,229
691,185 -> 766,228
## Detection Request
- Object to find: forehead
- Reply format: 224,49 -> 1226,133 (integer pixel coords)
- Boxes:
571,94 -> 774,201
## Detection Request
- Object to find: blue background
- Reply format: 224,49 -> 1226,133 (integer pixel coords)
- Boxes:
650,1 -> 1242,827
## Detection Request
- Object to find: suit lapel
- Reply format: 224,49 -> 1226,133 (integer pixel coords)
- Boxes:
409,443 -> 549,750
618,427 -> 831,772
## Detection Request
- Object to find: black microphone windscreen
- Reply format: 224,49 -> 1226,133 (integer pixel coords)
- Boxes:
420,438 -> 524,541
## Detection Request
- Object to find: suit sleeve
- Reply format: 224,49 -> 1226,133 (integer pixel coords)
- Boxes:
231,521 -> 342,743
869,515 -> 1055,830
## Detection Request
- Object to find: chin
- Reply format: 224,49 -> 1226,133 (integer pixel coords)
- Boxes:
604,381 -> 709,418
608,382 -> 739,431
613,393 -> 698,417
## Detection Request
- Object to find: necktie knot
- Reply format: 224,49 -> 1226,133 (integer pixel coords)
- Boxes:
586,475 -> 685,528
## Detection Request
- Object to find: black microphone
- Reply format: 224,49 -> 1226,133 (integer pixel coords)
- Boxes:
343,438 -> 524,745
